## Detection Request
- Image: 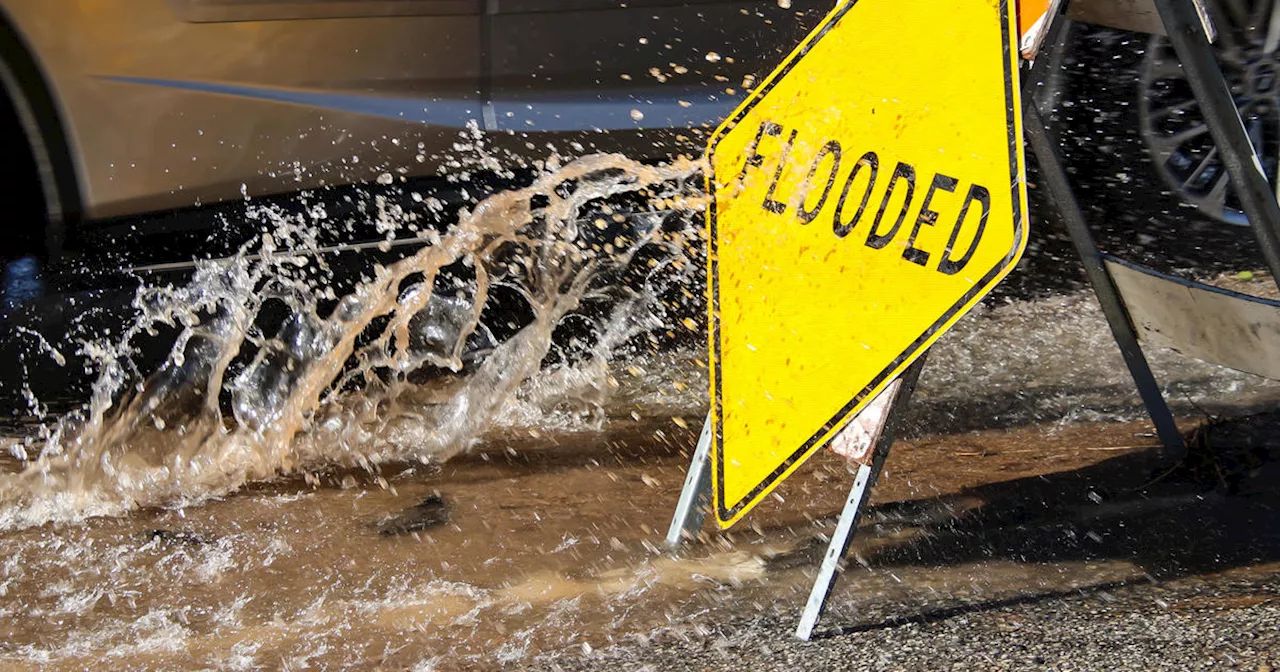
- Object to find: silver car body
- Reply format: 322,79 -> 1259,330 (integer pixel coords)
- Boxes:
0,0 -> 818,226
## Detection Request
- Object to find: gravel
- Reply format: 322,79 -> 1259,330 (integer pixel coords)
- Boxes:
533,570 -> 1280,671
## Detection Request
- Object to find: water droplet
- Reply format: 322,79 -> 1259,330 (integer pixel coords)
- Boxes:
705,51 -> 722,63
630,109 -> 645,121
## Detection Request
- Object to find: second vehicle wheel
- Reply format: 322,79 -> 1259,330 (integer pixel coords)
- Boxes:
1139,0 -> 1280,226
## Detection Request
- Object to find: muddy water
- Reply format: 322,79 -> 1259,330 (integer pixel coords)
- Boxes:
0,415 -> 1195,670
2,296 -> 1278,669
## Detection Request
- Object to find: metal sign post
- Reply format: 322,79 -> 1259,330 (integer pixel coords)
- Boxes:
668,0 -> 1027,640
1022,101 -> 1187,456
665,414 -> 713,547
665,362 -> 925,638
794,357 -> 926,641
1020,0 -> 1280,460
1150,0 -> 1280,287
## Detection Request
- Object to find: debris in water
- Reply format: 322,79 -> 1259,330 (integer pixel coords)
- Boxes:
139,529 -> 213,547
1142,414 -> 1277,494
374,493 -> 453,536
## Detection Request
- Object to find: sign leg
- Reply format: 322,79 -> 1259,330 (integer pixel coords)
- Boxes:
794,357 -> 926,641
794,461 -> 879,641
665,413 -> 713,547
1023,103 -> 1187,458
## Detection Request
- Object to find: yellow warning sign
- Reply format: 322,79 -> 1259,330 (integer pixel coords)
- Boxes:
708,0 -> 1028,527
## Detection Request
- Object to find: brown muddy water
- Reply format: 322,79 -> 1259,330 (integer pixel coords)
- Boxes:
4,403 -> 1280,670
5,282 -> 1280,669
4,279 -> 1280,670
0,416 -> 1219,670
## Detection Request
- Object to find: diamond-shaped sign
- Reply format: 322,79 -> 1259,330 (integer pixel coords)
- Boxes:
707,0 -> 1028,528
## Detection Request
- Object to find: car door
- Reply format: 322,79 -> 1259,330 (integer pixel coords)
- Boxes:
2,0 -> 487,220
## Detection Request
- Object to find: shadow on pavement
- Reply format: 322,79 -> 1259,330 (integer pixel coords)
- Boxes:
817,577 -> 1146,640
785,413 -> 1280,639
871,427 -> 1280,578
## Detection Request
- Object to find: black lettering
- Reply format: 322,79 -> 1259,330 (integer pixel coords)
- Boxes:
902,173 -> 959,267
737,120 -> 781,183
832,151 -> 878,238
796,141 -> 842,224
762,129 -> 799,214
864,162 -> 916,250
937,184 -> 991,275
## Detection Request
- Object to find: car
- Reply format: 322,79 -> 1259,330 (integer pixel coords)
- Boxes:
0,0 -> 829,272
0,0 -> 833,412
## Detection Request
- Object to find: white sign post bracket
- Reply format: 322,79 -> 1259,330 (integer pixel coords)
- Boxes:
665,414 -> 713,547
795,355 -> 928,641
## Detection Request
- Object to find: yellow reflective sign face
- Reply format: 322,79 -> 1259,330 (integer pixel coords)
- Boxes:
708,0 -> 1028,527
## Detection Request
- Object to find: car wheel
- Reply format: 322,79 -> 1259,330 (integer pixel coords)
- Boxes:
1139,0 -> 1280,227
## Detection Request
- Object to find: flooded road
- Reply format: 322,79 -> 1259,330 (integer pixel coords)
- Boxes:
0,414 -> 1241,670
3,410 -> 1278,669
1,97 -> 1280,665
0,6 -> 1278,668
2,277 -> 1280,669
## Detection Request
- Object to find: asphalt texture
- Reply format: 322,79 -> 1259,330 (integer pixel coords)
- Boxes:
526,412 -> 1280,671
535,569 -> 1280,671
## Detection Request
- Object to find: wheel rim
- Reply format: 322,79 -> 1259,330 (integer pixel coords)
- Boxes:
1139,0 -> 1280,226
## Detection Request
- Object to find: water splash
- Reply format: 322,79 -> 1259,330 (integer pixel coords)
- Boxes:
1,153 -> 707,529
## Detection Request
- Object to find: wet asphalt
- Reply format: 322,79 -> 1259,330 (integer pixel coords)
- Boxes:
537,570 -> 1280,671
532,411 -> 1280,671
